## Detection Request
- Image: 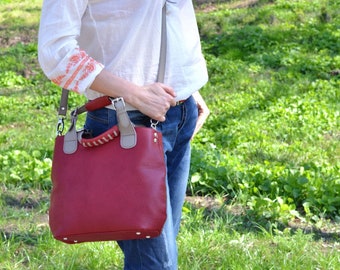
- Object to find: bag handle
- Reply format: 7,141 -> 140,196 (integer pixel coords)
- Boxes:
112,97 -> 137,149
56,5 -> 167,134
62,97 -> 137,153
79,98 -> 136,149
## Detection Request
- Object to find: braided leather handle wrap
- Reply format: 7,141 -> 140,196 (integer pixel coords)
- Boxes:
80,125 -> 120,148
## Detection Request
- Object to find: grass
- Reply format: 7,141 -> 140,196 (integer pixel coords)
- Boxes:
1,188 -> 339,269
0,0 -> 339,269
191,0 -> 340,222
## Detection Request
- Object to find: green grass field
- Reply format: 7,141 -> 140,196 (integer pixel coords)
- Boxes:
0,0 -> 339,269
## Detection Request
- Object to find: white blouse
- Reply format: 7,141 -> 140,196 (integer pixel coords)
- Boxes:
38,0 -> 208,103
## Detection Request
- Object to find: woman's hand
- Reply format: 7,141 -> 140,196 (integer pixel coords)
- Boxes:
192,91 -> 210,138
134,83 -> 177,122
91,70 -> 176,122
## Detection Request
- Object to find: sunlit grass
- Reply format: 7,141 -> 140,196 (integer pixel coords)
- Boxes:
0,0 -> 42,27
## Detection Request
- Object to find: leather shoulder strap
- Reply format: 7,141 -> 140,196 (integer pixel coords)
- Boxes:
157,4 -> 167,83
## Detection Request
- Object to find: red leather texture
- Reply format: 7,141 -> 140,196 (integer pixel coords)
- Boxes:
80,125 -> 120,147
50,126 -> 167,244
85,96 -> 111,111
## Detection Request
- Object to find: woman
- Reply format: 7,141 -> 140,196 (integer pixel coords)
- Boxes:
38,1 -> 209,269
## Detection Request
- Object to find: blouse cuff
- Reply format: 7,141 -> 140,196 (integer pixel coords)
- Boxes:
50,48 -> 104,94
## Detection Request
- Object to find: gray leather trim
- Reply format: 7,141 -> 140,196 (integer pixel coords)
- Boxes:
63,112 -> 78,154
113,98 -> 137,149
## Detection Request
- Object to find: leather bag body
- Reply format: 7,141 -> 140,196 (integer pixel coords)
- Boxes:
49,99 -> 167,244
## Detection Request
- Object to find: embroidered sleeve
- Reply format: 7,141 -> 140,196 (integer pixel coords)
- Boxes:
38,0 -> 104,94
50,49 -> 104,93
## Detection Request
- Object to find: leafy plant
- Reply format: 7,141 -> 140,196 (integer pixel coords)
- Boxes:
192,0 -> 340,222
0,150 -> 52,190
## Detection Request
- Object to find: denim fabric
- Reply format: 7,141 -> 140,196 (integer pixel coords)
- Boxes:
84,96 -> 198,269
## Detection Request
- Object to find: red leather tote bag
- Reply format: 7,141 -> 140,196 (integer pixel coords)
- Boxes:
49,97 -> 167,244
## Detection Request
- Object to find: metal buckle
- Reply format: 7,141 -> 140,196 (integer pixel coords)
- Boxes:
109,97 -> 125,109
56,117 -> 65,136
150,119 -> 159,130
175,99 -> 186,106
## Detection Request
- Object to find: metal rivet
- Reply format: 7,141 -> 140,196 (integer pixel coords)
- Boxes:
63,237 -> 68,240
146,236 -> 151,239
74,240 -> 78,243
136,232 -> 141,235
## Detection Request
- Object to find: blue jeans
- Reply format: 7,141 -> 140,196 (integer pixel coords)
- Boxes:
84,96 -> 198,269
